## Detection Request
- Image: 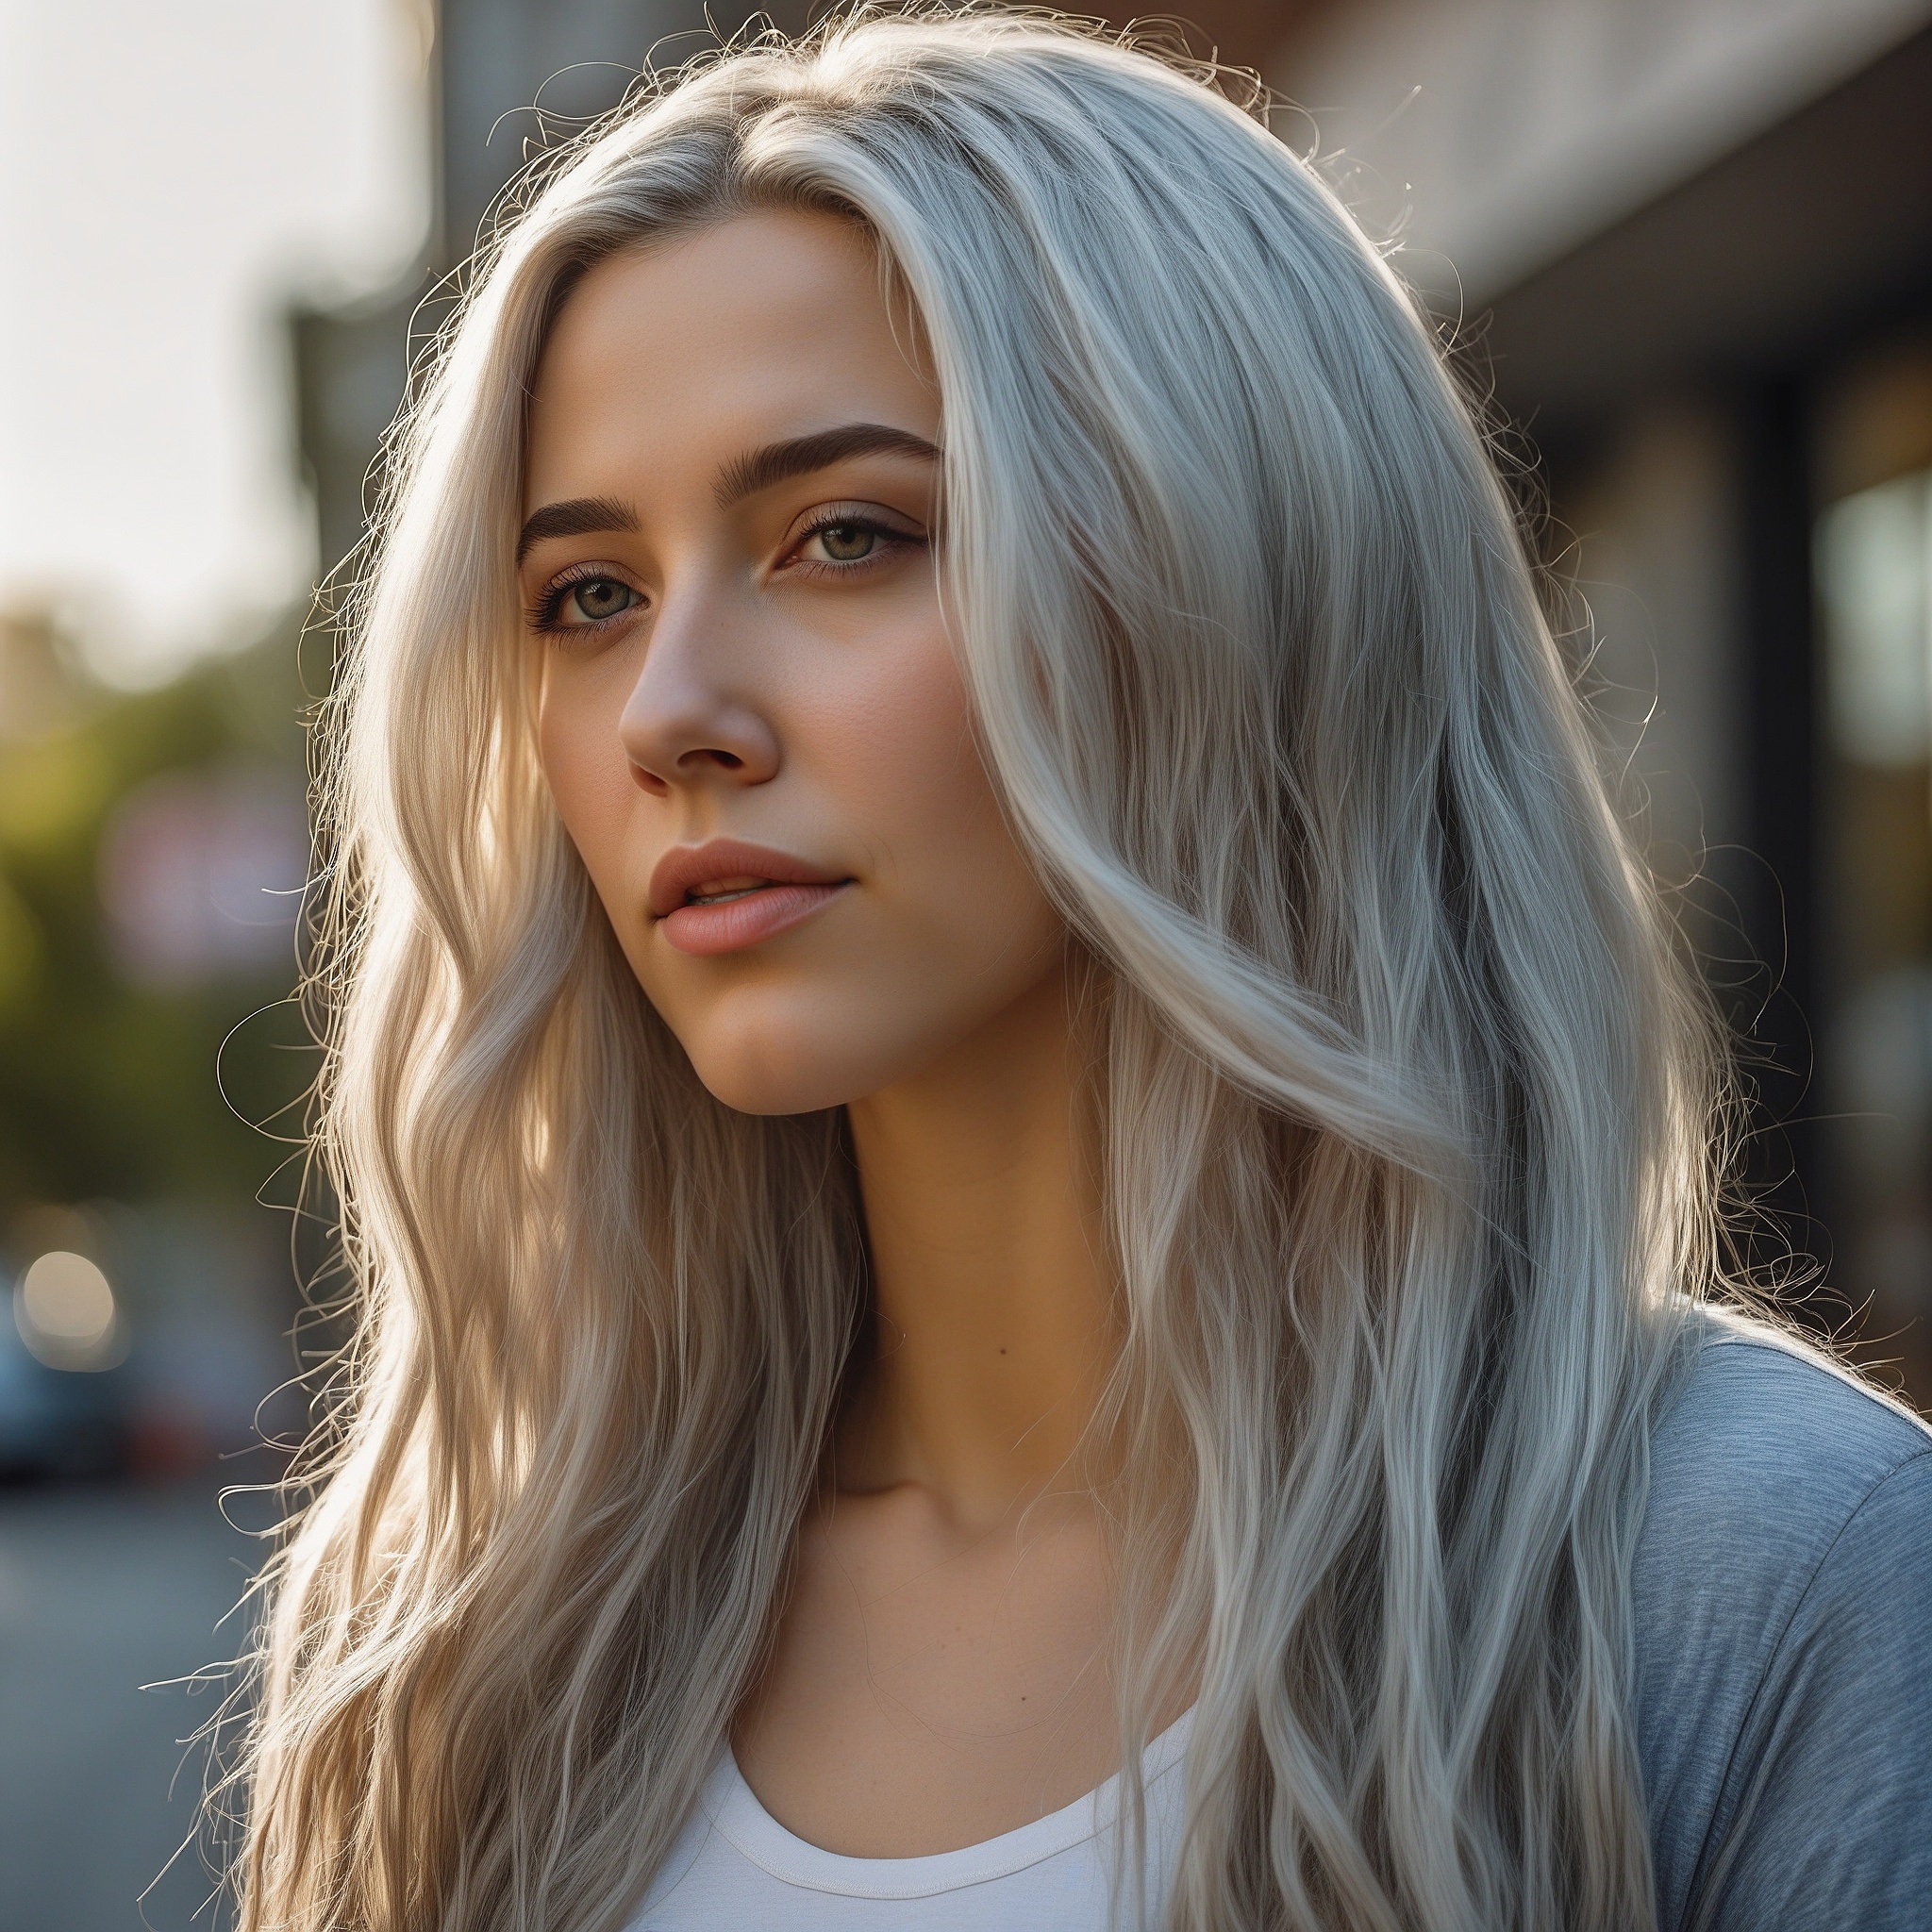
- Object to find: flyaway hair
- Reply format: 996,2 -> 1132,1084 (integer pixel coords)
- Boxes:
227,12 -> 1726,1929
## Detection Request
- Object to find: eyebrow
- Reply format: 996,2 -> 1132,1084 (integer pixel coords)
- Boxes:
712,422 -> 941,509
515,423 -> 941,566
515,494 -> 639,565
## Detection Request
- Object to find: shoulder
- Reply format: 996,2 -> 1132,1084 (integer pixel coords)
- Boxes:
1644,1306 -> 1929,1523
1633,1306 -> 1932,1932
1632,1307 -> 1932,1771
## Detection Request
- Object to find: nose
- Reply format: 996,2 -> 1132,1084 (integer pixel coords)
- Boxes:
618,590 -> 780,797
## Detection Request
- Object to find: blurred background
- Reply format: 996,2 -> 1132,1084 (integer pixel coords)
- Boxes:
1,0 -> 1928,1924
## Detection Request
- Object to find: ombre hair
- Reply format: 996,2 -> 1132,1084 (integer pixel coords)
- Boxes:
231,12 -> 1726,1928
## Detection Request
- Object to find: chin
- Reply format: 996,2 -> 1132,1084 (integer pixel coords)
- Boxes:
691,1055 -> 852,1118
675,998 -> 909,1117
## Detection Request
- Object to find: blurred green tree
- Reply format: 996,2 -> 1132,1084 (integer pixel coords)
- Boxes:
0,609 -> 313,1222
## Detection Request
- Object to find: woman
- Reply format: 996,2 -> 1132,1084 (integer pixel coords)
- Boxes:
231,12 -> 1932,1930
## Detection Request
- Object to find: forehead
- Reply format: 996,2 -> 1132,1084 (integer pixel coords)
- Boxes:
524,210 -> 939,508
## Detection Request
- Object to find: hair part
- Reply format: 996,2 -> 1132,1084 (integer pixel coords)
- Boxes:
226,11 -> 1726,1928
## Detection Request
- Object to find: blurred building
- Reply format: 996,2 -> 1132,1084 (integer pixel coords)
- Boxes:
295,0 -> 1932,1400
295,0 -> 811,587
1268,0 -> 1932,1396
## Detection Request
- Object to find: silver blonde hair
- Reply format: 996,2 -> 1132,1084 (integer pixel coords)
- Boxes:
231,12 -> 1723,1928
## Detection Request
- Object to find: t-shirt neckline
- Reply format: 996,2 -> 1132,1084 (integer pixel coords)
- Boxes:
704,1707 -> 1195,1899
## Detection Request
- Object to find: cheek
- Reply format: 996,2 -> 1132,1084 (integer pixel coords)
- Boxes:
808,629 -> 1064,1010
537,660 -> 640,893
532,612 -> 1064,1117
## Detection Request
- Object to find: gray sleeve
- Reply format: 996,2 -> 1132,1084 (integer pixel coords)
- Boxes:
1690,1449 -> 1932,1932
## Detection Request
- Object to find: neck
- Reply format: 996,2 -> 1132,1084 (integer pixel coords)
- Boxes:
839,956 -> 1116,1529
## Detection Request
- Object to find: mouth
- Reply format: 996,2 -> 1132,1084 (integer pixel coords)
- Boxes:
649,842 -> 854,958
684,876 -> 774,907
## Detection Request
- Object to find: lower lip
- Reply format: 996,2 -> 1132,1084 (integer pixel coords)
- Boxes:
660,881 -> 851,957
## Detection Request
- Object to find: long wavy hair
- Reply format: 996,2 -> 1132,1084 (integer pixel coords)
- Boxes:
230,12 -> 1726,1929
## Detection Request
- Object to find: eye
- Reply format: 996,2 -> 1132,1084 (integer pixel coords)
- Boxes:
810,521 -> 880,563
558,575 -> 639,624
783,505 -> 925,578
530,568 -> 644,635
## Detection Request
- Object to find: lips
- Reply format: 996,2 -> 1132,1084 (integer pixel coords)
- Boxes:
648,839 -> 853,958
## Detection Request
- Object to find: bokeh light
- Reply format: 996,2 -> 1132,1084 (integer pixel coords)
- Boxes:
14,1248 -> 124,1371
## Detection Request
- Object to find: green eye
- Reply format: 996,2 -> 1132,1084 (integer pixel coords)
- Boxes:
816,523 -> 876,562
565,576 -> 637,622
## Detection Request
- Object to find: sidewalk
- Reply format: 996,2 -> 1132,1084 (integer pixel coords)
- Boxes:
0,1480 -> 264,1931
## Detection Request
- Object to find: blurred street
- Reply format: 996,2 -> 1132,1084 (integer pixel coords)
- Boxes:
0,1482 -> 258,1931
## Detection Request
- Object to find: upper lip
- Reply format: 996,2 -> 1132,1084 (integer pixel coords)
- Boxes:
647,839 -> 851,919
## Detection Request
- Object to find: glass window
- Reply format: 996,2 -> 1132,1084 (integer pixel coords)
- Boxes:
1819,458 -> 1932,1395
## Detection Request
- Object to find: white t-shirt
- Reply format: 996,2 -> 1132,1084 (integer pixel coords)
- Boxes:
630,1712 -> 1194,1931
635,1326 -> 1932,1930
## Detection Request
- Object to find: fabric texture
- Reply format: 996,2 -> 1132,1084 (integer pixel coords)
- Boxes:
1634,1318 -> 1932,1930
632,1706 -> 1191,1928
634,1314 -> 1932,1929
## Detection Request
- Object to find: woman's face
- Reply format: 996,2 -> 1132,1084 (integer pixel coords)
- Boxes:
524,210 -> 1065,1115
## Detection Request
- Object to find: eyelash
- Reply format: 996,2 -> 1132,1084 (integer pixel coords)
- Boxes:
525,508 -> 927,641
526,560 -> 640,637
782,506 -> 924,580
